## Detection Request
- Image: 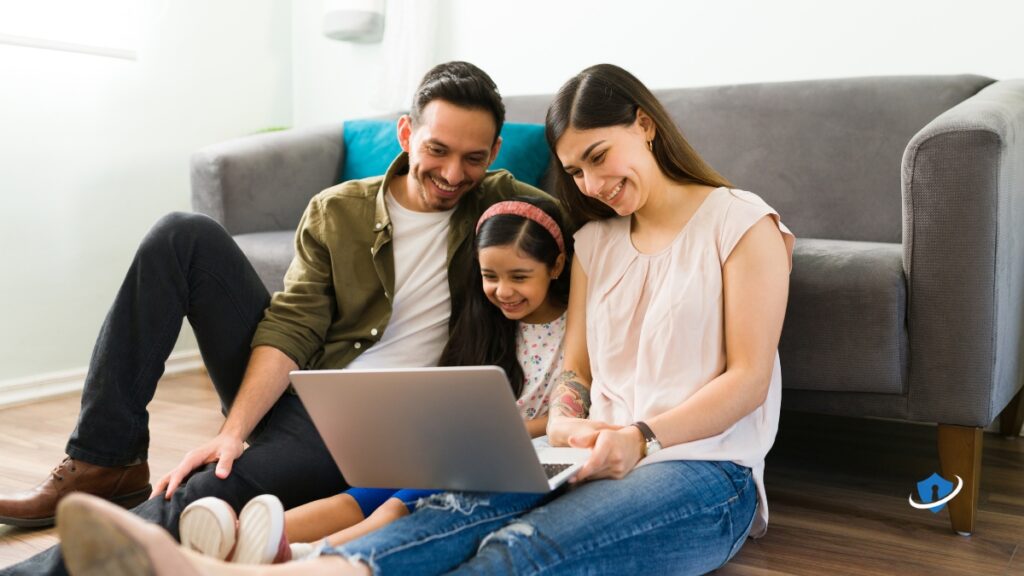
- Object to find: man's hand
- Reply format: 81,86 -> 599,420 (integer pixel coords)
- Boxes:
149,346 -> 297,499
547,417 -> 620,447
151,432 -> 245,499
569,426 -> 644,483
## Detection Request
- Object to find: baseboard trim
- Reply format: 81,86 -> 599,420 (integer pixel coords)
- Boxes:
0,350 -> 204,409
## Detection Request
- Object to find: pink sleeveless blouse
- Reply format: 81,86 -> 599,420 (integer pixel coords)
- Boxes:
574,187 -> 795,537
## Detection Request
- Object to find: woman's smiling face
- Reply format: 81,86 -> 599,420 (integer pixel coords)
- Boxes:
555,113 -> 656,217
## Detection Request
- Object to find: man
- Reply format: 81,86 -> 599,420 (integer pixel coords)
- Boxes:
0,61 -> 549,575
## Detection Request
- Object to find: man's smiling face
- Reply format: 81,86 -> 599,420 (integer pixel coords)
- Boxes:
395,99 -> 502,212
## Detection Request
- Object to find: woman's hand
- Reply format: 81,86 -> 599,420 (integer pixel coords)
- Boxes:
546,417 -> 619,447
569,425 -> 645,483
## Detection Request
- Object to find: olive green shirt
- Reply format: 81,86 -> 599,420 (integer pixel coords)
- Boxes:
251,152 -> 551,369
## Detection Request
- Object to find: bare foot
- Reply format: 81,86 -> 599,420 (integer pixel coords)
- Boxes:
56,493 -> 369,576
57,493 -> 200,576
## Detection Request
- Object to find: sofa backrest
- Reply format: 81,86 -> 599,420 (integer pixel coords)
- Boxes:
504,75 -> 993,243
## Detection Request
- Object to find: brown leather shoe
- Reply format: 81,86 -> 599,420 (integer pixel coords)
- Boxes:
0,456 -> 151,528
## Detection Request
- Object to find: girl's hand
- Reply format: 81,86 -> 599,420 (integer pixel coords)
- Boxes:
547,417 -> 620,447
569,426 -> 645,483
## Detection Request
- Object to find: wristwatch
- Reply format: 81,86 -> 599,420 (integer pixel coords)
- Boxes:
631,421 -> 662,457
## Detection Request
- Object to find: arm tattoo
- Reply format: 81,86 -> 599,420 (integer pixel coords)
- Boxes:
550,370 -> 591,418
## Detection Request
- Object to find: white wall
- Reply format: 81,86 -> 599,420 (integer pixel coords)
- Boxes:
292,0 -> 1024,126
292,0 -> 388,126
0,1 -> 292,388
4,0 -> 1021,393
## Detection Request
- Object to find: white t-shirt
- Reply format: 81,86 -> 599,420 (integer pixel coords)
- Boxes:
345,191 -> 455,369
515,312 -> 566,420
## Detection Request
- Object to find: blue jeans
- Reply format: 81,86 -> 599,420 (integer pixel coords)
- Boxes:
324,460 -> 757,575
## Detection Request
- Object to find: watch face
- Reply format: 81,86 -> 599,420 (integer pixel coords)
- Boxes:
647,439 -> 663,454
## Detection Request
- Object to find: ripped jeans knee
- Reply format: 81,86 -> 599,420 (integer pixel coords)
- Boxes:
321,491 -> 545,575
416,492 -> 490,515
453,517 -> 566,575
478,521 -> 535,551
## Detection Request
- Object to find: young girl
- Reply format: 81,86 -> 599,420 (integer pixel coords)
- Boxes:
173,195 -> 573,564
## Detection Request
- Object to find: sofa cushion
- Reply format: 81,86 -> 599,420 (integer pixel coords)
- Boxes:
654,76 -> 994,244
341,120 -> 551,187
233,231 -> 295,295
779,238 -> 907,395
490,123 -> 551,190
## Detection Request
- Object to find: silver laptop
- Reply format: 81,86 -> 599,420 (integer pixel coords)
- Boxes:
289,366 -> 589,493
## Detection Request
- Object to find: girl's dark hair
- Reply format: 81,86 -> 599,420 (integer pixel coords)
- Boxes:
544,63 -> 732,227
440,196 -> 572,399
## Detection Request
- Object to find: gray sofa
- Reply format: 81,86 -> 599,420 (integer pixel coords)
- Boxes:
191,75 -> 1024,535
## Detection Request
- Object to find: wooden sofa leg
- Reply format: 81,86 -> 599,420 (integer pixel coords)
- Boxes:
998,386 -> 1024,437
936,425 -> 982,536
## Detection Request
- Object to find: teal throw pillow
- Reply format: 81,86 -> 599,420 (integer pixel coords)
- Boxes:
492,123 -> 550,189
340,120 -> 550,188
341,119 -> 403,182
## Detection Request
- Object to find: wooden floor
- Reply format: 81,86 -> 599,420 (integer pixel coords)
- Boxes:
0,372 -> 222,569
1,372 -> 1022,574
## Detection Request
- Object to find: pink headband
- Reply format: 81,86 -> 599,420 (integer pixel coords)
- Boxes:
476,201 -> 566,254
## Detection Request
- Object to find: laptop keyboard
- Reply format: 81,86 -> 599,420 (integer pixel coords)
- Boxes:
543,463 -> 573,479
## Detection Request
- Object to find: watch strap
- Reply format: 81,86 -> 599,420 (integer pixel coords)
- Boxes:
632,420 -> 658,444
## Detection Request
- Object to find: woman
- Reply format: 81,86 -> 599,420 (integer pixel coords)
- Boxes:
55,64 -> 794,576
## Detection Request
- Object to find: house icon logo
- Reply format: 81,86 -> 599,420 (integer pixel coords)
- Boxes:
908,472 -> 963,513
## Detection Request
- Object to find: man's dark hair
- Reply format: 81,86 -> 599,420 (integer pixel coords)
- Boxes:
410,61 -> 505,144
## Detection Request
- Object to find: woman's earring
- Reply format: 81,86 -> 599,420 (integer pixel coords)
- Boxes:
647,140 -> 653,152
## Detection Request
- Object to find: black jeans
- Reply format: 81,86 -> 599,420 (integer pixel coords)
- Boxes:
2,213 -> 346,576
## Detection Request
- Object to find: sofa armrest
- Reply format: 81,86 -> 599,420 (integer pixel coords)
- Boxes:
190,124 -> 345,235
901,79 -> 1024,425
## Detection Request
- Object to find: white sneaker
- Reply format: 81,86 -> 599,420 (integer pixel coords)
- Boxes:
233,494 -> 291,564
179,496 -> 237,560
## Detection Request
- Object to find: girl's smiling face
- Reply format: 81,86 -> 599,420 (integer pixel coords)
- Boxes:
479,244 -> 564,324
